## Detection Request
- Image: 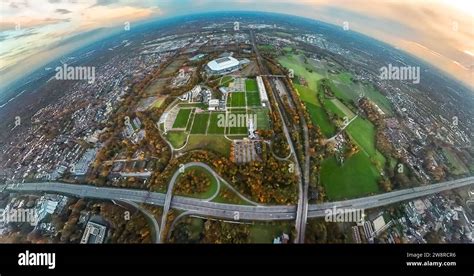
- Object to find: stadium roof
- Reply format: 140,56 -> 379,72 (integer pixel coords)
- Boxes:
207,56 -> 240,71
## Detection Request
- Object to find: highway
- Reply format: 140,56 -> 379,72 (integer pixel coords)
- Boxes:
5,176 -> 473,222
250,30 -> 308,243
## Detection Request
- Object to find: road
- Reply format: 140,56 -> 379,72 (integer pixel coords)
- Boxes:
118,200 -> 161,243
250,30 -> 307,243
250,30 -> 309,243
5,176 -> 473,222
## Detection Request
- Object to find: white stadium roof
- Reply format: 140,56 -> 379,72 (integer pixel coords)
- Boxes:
207,57 -> 240,71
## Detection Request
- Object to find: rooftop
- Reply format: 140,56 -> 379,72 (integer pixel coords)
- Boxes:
207,57 -> 240,71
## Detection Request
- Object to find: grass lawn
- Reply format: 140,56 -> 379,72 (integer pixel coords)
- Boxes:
346,117 -> 386,168
172,108 -> 192,129
329,73 -> 393,115
346,117 -> 377,156
442,147 -> 469,175
246,92 -> 261,106
321,152 -> 380,200
228,92 -> 246,108
293,84 -> 336,137
258,44 -> 275,53
253,109 -> 270,130
325,98 -> 355,119
227,111 -> 248,135
228,126 -> 248,135
185,135 -> 231,157
294,84 -> 319,106
245,79 -> 258,92
212,185 -> 250,205
277,57 -> 337,138
249,222 -> 293,243
190,113 -> 210,134
337,72 -> 353,84
208,113 -> 226,134
175,166 -> 219,199
166,131 -> 187,148
152,97 -> 166,108
220,76 -> 234,87
363,85 -> 394,115
278,54 -> 324,91
306,102 -> 336,137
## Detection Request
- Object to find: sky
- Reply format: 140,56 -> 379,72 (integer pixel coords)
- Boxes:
0,0 -> 473,90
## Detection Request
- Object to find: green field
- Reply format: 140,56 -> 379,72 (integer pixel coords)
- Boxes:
207,113 -> 226,134
220,76 -> 234,87
346,117 -> 386,168
246,92 -> 261,106
228,92 -> 246,108
305,103 -> 336,137
227,111 -> 248,135
245,79 -> 258,92
346,118 -> 376,156
185,135 -> 231,157
325,98 -> 355,119
228,126 -> 248,135
253,109 -> 270,130
278,57 -> 336,138
294,82 -> 335,137
294,84 -> 319,106
329,73 -> 393,115
249,222 -> 293,243
258,44 -> 275,53
175,166 -> 219,199
190,113 -> 210,134
166,131 -> 187,148
278,54 -> 324,91
442,148 -> 469,175
152,97 -> 166,108
321,152 -> 380,200
363,85 -> 394,115
277,53 -> 390,201
337,72 -> 353,84
172,108 -> 193,129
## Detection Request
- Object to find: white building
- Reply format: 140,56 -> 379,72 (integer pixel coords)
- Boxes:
206,57 -> 241,75
256,76 -> 269,107
81,221 -> 107,244
208,99 -> 220,111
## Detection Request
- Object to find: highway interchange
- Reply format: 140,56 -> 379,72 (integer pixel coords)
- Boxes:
4,171 -> 473,222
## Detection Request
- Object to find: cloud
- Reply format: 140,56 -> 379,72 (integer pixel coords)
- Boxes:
55,9 -> 72,14
95,0 -> 120,6
0,0 -> 472,89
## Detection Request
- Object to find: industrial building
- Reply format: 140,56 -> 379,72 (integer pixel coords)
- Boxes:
80,221 -> 107,244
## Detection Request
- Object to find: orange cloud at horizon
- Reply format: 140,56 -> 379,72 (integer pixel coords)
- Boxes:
0,0 -> 472,89
281,0 -> 473,88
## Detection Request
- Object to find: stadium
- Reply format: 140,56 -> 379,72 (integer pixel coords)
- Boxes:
206,56 -> 241,75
